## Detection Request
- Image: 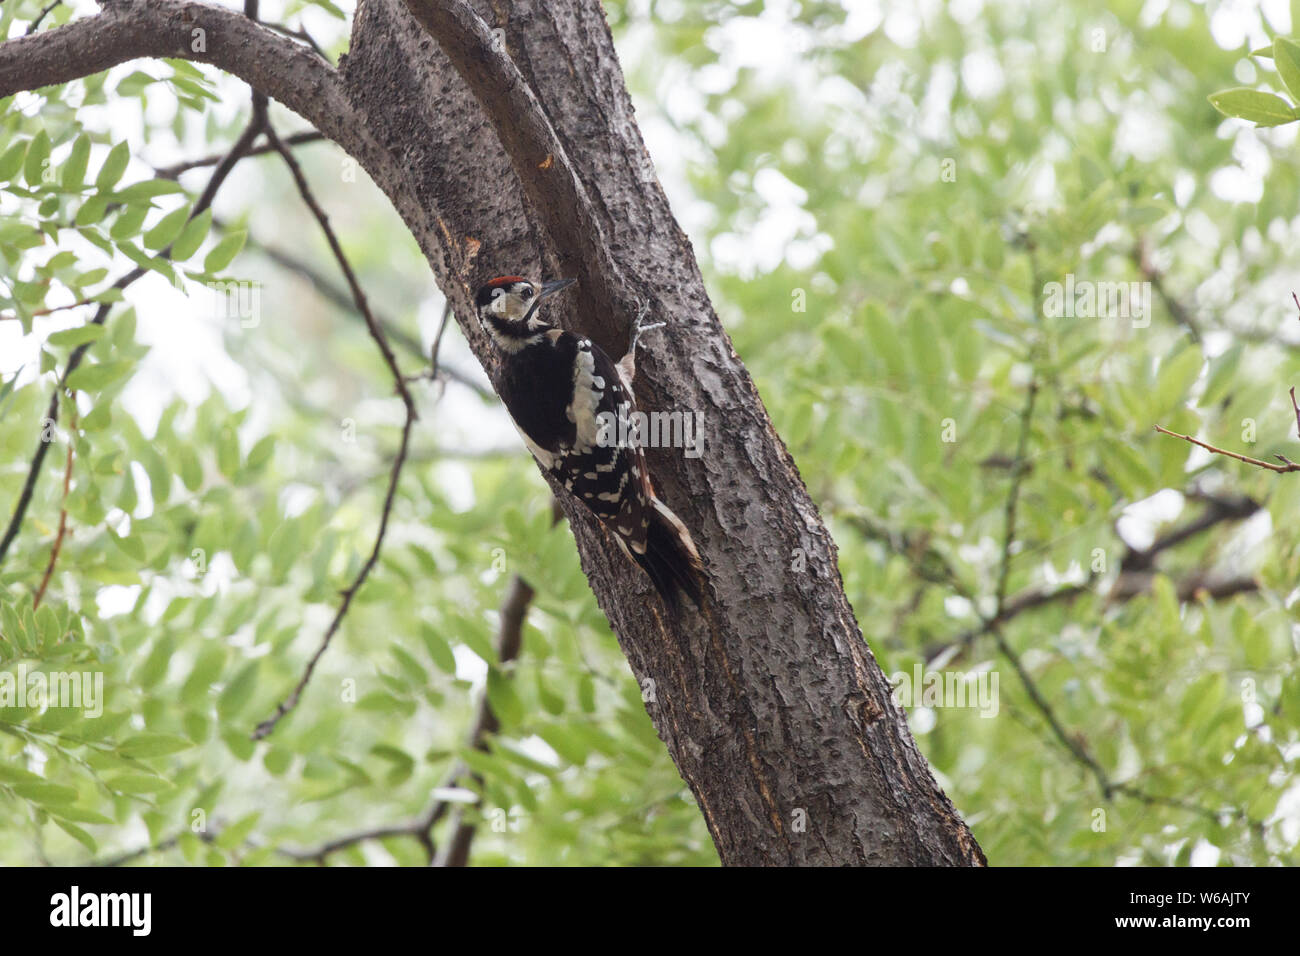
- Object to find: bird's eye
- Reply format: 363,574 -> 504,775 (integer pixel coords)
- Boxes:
520,287 -> 534,300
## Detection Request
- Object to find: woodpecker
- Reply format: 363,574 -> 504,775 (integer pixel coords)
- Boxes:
474,275 -> 704,609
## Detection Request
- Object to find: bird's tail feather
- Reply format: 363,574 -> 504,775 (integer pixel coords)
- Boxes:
632,498 -> 705,610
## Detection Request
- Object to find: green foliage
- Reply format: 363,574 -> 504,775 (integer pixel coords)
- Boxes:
1,0 -> 1297,866
618,0 -> 1300,864
1211,36 -> 1300,126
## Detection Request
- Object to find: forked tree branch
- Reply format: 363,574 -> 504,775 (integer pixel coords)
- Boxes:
398,0 -> 639,332
0,0 -> 405,223
237,227 -> 490,397
155,130 -> 325,179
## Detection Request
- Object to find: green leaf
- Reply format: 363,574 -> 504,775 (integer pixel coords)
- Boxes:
47,324 -> 105,349
95,141 -> 130,191
863,304 -> 907,378
11,781 -> 79,806
419,622 -> 457,672
1208,88 -> 1299,126
536,673 -> 565,715
74,195 -> 109,227
62,134 -> 91,191
217,662 -> 259,720
357,691 -> 416,716
245,435 -> 275,471
535,726 -> 589,766
106,773 -> 173,795
50,805 -> 114,826
263,747 -> 293,775
111,528 -> 146,562
182,643 -> 227,701
116,71 -> 158,97
1274,38 -> 1300,103
214,812 -> 261,850
65,361 -> 132,393
119,733 -> 194,758
109,203 -> 148,239
389,644 -> 428,686
53,818 -> 98,854
0,764 -> 45,785
1200,344 -> 1243,408
171,208 -> 212,261
24,130 -> 51,188
142,205 -> 190,251
215,426 -> 239,478
221,729 -> 256,762
113,180 -> 184,203
0,139 -> 27,182
486,667 -> 523,726
314,0 -> 346,18
178,445 -> 203,491
203,230 -> 246,273
1154,346 -> 1202,415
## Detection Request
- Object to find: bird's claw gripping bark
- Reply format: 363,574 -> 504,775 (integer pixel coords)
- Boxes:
627,297 -> 665,358
616,298 -> 664,390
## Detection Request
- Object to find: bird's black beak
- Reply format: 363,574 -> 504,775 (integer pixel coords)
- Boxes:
539,277 -> 576,300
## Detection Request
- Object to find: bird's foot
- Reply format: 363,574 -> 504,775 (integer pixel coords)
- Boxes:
627,298 -> 665,356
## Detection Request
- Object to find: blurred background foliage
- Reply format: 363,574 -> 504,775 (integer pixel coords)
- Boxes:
1,0 -> 1298,865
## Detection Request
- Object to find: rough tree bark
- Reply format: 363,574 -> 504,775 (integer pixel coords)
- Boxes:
2,0 -> 985,865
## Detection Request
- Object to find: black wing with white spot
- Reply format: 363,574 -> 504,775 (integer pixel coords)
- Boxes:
494,322 -> 703,608
550,334 -> 653,555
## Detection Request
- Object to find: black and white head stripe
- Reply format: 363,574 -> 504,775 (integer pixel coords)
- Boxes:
474,276 -> 534,316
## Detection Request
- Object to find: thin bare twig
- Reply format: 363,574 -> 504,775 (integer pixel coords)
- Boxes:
1153,424 -> 1300,473
1134,241 -> 1202,342
94,832 -> 189,867
25,0 -> 62,35
1121,492 -> 1259,573
1,295 -> 108,321
279,820 -> 439,865
235,229 -> 490,398
260,119 -> 415,414
406,300 -> 453,385
252,115 -> 419,739
154,130 -> 325,179
1155,297 -> 1300,474
925,581 -> 1092,663
995,377 -> 1038,613
979,331 -> 1121,790
32,403 -> 76,609
989,623 -> 1112,795
428,300 -> 453,377
260,21 -> 329,59
264,301 -> 478,859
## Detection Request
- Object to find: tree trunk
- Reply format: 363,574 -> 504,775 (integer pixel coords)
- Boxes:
0,0 -> 984,865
